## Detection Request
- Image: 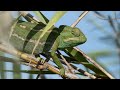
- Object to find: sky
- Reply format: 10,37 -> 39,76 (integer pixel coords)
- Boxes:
4,11 -> 120,79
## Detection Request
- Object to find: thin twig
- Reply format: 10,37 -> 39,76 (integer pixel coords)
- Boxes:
73,47 -> 115,79
57,50 -> 75,74
19,11 -> 40,22
71,11 -> 89,27
108,15 -> 120,66
70,63 -> 97,79
94,11 -> 120,20
108,16 -> 117,34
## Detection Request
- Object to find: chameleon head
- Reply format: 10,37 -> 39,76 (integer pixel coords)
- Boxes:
59,25 -> 87,48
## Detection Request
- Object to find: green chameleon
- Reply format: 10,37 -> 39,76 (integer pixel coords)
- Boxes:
9,14 -> 87,76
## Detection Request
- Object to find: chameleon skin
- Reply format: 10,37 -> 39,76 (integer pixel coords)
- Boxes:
9,20 -> 87,76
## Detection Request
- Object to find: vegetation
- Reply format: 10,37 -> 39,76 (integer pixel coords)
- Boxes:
0,11 -> 119,79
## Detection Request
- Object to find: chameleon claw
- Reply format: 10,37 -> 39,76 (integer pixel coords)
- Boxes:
36,57 -> 45,68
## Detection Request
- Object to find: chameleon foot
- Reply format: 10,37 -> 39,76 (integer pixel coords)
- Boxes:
36,57 -> 45,68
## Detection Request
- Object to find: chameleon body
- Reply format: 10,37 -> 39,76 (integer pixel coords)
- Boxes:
9,19 -> 87,76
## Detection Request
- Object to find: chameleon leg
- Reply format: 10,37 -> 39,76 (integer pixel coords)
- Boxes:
35,54 -> 46,79
50,41 -> 65,76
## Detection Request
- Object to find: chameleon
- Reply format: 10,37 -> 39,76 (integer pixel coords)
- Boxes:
15,12 -> 112,79
9,13 -> 87,76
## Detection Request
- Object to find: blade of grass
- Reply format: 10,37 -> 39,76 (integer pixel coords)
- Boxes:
32,11 -> 67,54
33,11 -> 49,24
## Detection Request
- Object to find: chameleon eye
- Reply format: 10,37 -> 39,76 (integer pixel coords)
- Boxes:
71,28 -> 80,37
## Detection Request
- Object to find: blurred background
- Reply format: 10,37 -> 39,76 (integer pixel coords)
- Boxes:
0,11 -> 119,79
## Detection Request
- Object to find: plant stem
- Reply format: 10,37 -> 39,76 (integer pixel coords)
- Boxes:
0,44 -> 80,79
71,11 -> 89,27
73,47 -> 115,79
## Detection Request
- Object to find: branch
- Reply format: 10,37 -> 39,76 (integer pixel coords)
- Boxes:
71,11 -> 89,27
0,43 -> 79,79
93,11 -> 120,20
70,63 -> 97,79
73,47 -> 115,79
57,50 -> 75,74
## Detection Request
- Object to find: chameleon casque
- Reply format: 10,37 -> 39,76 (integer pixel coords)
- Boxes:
9,13 -> 87,76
